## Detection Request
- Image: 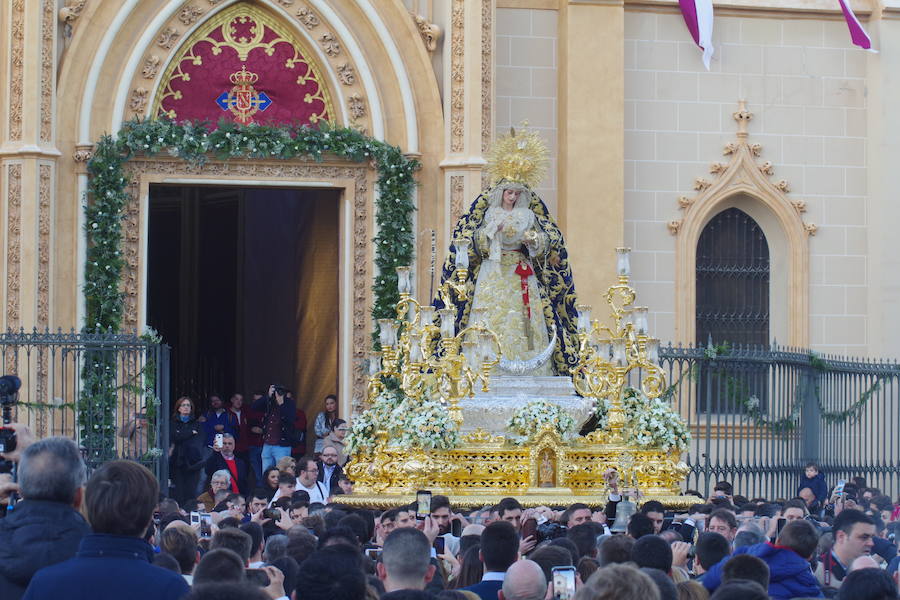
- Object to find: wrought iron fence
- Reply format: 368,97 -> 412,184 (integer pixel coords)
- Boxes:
0,330 -> 170,483
655,344 -> 900,501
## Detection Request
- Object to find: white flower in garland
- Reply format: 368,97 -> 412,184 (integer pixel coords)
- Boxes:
621,387 -> 691,452
506,400 -> 576,445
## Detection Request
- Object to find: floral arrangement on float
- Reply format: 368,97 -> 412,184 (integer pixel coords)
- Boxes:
505,400 -> 576,445
591,387 -> 691,452
345,388 -> 460,455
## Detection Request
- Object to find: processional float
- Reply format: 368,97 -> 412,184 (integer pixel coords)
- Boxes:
343,127 -> 691,508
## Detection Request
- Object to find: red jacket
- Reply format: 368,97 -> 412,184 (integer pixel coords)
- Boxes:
291,408 -> 308,456
231,406 -> 263,452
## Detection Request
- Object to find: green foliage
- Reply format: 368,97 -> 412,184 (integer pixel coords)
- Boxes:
84,118 -> 418,451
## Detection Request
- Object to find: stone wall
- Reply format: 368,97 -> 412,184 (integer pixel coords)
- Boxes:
624,12 -> 868,354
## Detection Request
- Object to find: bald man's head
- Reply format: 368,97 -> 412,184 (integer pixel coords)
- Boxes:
850,555 -> 879,572
500,559 -> 547,600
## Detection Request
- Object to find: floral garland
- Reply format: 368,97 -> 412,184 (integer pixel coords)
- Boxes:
84,118 -> 417,453
592,388 -> 691,452
345,388 -> 460,454
506,400 -> 576,445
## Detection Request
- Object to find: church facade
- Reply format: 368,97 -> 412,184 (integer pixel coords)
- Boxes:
1,0 -> 897,418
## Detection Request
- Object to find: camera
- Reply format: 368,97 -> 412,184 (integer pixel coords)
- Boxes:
263,508 -> 281,520
271,384 -> 287,398
536,521 -> 567,543
0,375 -> 21,455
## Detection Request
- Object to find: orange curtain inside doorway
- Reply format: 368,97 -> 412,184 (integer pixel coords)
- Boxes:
293,191 -> 339,449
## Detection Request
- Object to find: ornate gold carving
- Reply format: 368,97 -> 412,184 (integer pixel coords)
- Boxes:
337,63 -> 355,86
750,143 -> 762,157
6,164 -> 22,330
296,7 -> 320,29
709,162 -> 726,175
775,180 -> 790,193
804,223 -> 818,236
450,175 -> 465,225
481,0 -> 492,155
9,0 -> 25,141
142,56 -> 161,79
411,14 -> 441,52
178,5 -> 204,26
668,220 -> 682,235
41,0 -> 55,142
129,88 -> 149,114
693,177 -> 711,191
723,142 -> 738,155
759,161 -> 774,176
348,93 -> 366,120
792,199 -> 807,214
677,196 -> 694,209
59,0 -> 87,24
319,33 -> 341,57
157,27 -> 181,50
449,0 -> 465,153
462,428 -> 506,445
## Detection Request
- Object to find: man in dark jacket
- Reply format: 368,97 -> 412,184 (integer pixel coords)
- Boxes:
316,444 -> 344,497
0,436 -> 91,600
23,460 -> 189,600
204,433 -> 253,495
252,384 -> 296,471
703,519 -> 823,600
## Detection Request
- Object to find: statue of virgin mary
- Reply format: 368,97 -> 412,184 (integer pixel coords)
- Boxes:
434,128 -> 580,376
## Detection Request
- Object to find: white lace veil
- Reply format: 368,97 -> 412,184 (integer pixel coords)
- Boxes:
487,180 -> 532,209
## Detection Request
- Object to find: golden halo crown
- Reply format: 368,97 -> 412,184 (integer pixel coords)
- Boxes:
230,65 -> 259,86
486,122 -> 548,189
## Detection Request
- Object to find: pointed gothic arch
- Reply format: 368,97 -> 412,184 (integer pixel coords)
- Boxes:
670,102 -> 815,347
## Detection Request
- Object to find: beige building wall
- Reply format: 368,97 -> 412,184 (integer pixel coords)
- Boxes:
624,11 -> 868,354
495,8 -> 559,214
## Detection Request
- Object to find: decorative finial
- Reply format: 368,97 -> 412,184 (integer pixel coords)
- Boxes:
733,100 -> 753,138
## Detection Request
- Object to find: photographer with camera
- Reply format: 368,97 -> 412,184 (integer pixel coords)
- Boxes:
252,385 -> 296,472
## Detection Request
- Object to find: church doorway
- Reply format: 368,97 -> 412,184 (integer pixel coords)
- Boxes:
146,184 -> 339,435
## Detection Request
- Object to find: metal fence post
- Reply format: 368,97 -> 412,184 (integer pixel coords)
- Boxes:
799,361 -> 820,469
159,344 -> 171,490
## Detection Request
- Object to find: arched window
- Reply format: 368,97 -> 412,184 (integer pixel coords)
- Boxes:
696,208 -> 770,346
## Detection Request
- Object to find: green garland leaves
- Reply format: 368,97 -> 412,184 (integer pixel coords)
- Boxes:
84,118 -> 418,452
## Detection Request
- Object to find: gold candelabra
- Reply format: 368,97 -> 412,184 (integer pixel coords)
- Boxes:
367,243 -> 501,426
570,247 -> 666,443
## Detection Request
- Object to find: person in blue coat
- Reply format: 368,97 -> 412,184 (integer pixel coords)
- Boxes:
798,462 -> 829,505
23,460 -> 189,600
703,519 -> 823,600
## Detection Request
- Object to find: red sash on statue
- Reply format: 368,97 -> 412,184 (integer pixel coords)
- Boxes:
515,262 -> 534,318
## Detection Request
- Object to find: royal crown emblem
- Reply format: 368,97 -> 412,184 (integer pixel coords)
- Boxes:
215,65 -> 272,124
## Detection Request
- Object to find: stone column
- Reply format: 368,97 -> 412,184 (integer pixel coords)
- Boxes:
440,0 -> 493,253
557,0 -> 624,306
0,0 -> 60,432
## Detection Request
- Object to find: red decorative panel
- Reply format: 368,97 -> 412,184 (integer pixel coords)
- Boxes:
154,4 -> 332,127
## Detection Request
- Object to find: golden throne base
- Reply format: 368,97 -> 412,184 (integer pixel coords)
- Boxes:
341,428 -> 697,510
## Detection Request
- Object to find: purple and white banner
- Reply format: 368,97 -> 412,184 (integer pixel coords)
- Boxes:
837,0 -> 876,52
679,0 -> 715,69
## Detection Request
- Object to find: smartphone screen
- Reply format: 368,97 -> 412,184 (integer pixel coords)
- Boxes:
199,512 -> 212,538
416,490 -> 432,520
834,479 -> 846,496
776,517 -> 786,535
365,548 -> 382,560
552,566 -> 577,600
434,536 -> 446,555
190,511 -> 200,526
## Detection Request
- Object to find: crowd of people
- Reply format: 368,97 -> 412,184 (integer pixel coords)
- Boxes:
1,416 -> 899,600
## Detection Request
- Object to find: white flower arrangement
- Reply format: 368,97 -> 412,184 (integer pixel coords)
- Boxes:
621,387 -> 691,452
592,397 -> 611,430
506,400 -> 576,445
345,388 -> 460,455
